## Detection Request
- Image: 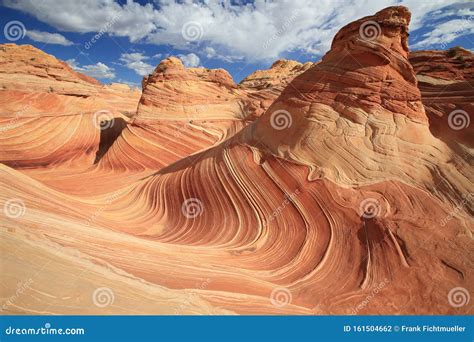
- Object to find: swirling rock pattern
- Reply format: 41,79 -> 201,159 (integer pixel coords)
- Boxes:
0,7 -> 472,315
99,57 -> 310,171
99,57 -> 248,171
0,44 -> 140,167
240,59 -> 313,119
409,48 -> 473,151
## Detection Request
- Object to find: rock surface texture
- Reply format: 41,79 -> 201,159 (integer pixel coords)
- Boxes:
409,48 -> 473,152
0,7 -> 472,315
0,44 -> 140,167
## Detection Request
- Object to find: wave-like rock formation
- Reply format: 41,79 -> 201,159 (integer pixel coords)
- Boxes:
1,6 -> 472,315
0,44 -> 140,167
99,57 -> 312,171
409,48 -> 473,152
240,59 -> 313,119
98,57 -> 248,171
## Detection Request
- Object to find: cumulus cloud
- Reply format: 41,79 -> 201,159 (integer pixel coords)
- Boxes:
204,47 -> 216,59
119,52 -> 155,76
178,53 -> 200,67
4,0 -> 471,61
412,18 -> 474,48
117,78 -> 140,89
65,59 -> 79,69
4,0 -> 157,42
26,30 -> 73,46
67,59 -> 116,79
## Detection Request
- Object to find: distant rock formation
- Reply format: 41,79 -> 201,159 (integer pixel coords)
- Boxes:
0,44 -> 140,167
409,48 -> 473,151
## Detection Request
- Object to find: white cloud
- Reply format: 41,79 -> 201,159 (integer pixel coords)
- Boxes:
119,52 -> 155,76
412,18 -> 474,48
4,0 -> 157,42
117,78 -> 140,89
204,47 -> 216,59
26,30 -> 73,46
178,53 -> 200,67
66,59 -> 79,69
5,0 -> 471,62
66,59 -> 116,79
402,0 -> 474,29
146,0 -> 469,61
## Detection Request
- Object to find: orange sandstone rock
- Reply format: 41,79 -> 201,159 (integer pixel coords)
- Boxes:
0,44 -> 140,167
0,7 -> 472,316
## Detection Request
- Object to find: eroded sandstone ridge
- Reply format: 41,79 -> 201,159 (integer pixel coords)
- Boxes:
98,56 -> 311,171
0,44 -> 140,167
0,6 -> 472,315
409,48 -> 473,152
98,57 -> 247,171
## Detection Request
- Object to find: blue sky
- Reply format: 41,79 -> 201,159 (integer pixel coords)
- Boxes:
1,0 -> 473,87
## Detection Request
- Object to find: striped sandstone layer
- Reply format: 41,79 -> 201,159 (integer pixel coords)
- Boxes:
0,6 -> 472,315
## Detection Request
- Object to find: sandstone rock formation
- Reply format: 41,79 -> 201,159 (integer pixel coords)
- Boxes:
0,44 -> 140,167
98,57 -> 249,171
0,6 -> 472,316
409,48 -> 473,152
99,57 -> 312,171
240,59 -> 313,119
